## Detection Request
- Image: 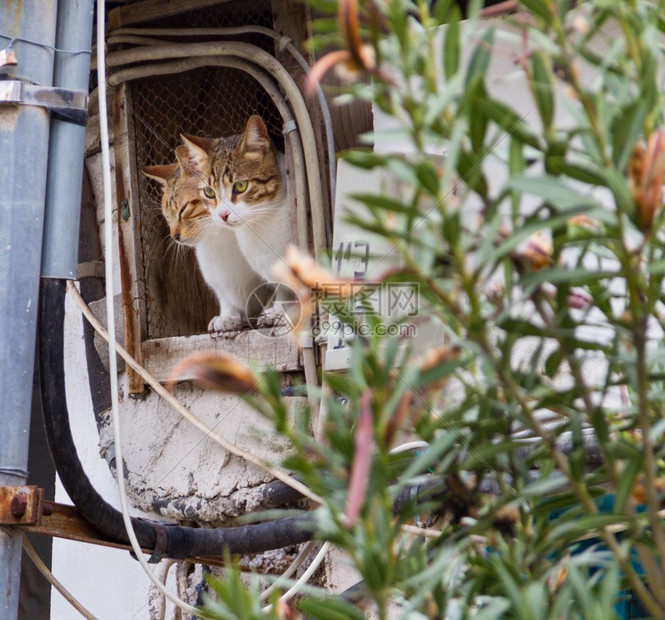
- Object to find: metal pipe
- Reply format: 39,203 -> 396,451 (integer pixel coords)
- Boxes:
41,0 -> 94,279
108,57 -> 321,407
0,1 -> 57,617
107,57 -> 311,260
108,26 -> 337,206
106,41 -> 329,256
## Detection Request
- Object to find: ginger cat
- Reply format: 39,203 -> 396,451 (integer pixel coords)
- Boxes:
177,116 -> 295,309
142,149 -> 268,332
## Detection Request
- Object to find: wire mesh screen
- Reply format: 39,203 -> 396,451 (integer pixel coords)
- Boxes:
129,0 -> 284,338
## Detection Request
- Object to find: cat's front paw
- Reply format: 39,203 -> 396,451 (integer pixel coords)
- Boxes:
208,314 -> 244,334
255,306 -> 295,333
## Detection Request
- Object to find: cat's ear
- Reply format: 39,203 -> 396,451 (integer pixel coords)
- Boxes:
142,163 -> 178,187
178,134 -> 214,173
241,115 -> 270,159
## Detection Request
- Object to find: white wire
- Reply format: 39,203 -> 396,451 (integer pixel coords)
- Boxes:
261,541 -> 331,613
389,441 -> 430,455
96,1 -> 201,616
258,540 -> 318,602
22,535 -> 99,620
108,26 -> 337,205
67,281 -> 323,506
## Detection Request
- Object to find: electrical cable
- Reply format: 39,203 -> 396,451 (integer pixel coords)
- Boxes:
0,33 -> 92,55
22,535 -> 99,620
41,278 -> 444,556
105,40 -> 329,255
107,25 -> 337,207
35,9 -> 320,596
258,540 -> 317,602
67,280 -> 322,506
106,56 -> 321,415
262,541 -> 332,613
97,0 -> 201,612
149,559 -> 178,620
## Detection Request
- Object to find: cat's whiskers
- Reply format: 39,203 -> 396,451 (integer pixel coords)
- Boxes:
163,238 -> 182,272
238,203 -> 283,223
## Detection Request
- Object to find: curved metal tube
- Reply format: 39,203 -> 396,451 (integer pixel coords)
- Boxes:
109,25 -> 337,206
107,41 -> 329,255
108,56 -> 321,404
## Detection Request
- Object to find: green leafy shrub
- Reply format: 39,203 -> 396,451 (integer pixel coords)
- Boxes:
201,1 -> 665,617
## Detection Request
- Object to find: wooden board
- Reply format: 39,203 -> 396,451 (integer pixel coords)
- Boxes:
141,331 -> 302,383
113,82 -> 148,393
109,0 -> 234,29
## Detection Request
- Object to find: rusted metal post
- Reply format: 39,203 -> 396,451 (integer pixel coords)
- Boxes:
0,1 -> 57,617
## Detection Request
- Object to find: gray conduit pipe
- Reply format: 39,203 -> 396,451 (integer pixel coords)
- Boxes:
108,57 -> 320,406
109,25 -> 337,208
106,41 -> 329,256
108,57 -> 309,256
0,1 -> 57,617
41,0 -> 94,279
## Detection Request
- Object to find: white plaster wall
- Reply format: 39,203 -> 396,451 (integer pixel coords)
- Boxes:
51,289 -> 154,620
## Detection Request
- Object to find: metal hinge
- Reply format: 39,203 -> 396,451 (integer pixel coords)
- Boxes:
0,80 -> 88,125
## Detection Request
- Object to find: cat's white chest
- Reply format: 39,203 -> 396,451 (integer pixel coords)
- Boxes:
236,213 -> 293,282
195,229 -> 264,316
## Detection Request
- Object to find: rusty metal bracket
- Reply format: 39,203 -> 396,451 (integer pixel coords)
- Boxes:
0,80 -> 87,125
0,485 -> 44,526
0,489 -> 227,567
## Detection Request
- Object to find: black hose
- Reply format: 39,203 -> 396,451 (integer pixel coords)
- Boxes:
38,278 -> 315,558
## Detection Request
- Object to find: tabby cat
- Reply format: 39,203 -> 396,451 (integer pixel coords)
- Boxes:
177,116 -> 295,301
142,148 -> 268,332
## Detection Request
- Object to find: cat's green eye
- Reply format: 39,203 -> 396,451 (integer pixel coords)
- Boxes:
203,186 -> 216,199
233,180 -> 248,194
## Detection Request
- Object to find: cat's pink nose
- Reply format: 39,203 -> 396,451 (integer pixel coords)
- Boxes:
219,209 -> 230,222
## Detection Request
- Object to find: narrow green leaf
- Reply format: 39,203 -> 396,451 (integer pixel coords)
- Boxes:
614,456 -> 643,512
462,440 -> 528,467
491,558 -> 530,620
387,158 -> 419,187
349,193 -> 413,215
509,137 -> 526,176
433,0 -> 454,22
416,160 -> 441,197
443,16 -> 460,80
496,318 -> 549,338
544,348 -> 564,378
468,79 -> 489,152
544,139 -> 567,176
600,167 -> 635,219
298,597 -> 366,620
523,475 -> 570,498
520,0 -> 553,21
531,51 -> 555,130
509,175 -> 601,209
477,98 -> 542,150
558,161 -> 607,187
519,267 -> 617,288
423,73 -> 463,125
343,150 -> 388,170
566,563 -> 596,616
465,29 -> 494,87
458,149 -> 489,197
547,513 -> 634,544
611,99 -> 647,171
524,582 -> 547,620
